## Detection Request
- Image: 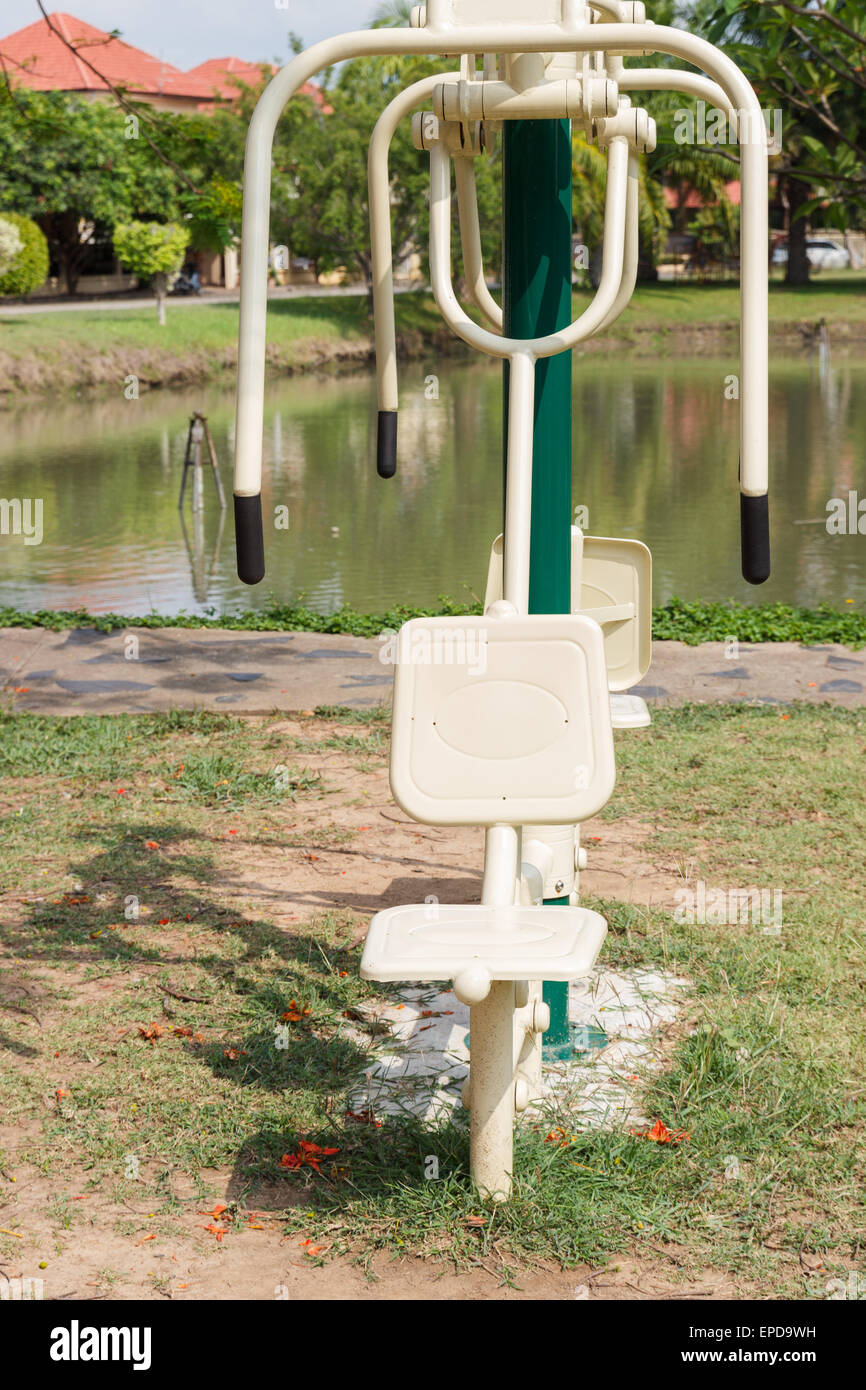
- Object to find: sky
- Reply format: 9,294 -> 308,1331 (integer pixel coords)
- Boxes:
1,1 -> 384,72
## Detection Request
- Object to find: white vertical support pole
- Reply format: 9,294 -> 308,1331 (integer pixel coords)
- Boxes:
470,981 -> 517,1201
470,824 -> 519,1201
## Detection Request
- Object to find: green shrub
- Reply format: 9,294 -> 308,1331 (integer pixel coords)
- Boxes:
112,220 -> 190,281
0,212 -> 49,296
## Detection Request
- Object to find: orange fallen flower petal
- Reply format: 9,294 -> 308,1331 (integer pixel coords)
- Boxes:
136,1234 -> 156,1245
145,841 -> 159,849
298,1141 -> 340,1157
203,1224 -> 225,1241
138,1023 -> 163,1042
631,1119 -> 690,1145
648,1119 -> 672,1142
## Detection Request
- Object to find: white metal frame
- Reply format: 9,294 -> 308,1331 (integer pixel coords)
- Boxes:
232,3 -> 770,1202
234,16 -> 768,505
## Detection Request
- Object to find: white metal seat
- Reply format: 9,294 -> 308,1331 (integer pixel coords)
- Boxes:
609,692 -> 652,728
388,611 -> 615,827
360,902 -> 607,1003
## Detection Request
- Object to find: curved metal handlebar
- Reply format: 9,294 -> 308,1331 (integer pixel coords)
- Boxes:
232,21 -> 768,587
429,134 -> 630,358
454,157 -> 504,332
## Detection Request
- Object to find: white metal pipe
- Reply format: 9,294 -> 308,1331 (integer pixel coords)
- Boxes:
616,64 -> 739,133
482,825 -> 520,904
455,139 -> 636,341
454,156 -> 503,330
234,23 -> 767,507
368,73 -> 456,417
593,148 -> 639,335
428,134 -> 630,360
469,981 -> 516,1201
502,350 -> 536,614
472,823 -> 520,1201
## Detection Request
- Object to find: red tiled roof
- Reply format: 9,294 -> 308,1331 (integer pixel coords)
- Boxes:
186,56 -> 276,99
0,11 -> 214,100
664,179 -> 741,209
188,57 -> 328,109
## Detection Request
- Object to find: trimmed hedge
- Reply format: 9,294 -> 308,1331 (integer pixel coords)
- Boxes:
0,212 -> 49,296
0,597 -> 865,648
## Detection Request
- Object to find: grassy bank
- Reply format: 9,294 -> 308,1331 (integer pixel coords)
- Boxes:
0,293 -> 453,399
2,597 -> 866,648
1,274 -> 864,400
0,702 -> 862,1294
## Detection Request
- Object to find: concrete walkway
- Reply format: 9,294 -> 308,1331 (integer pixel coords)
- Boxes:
0,283 -> 409,318
1,627 -> 865,715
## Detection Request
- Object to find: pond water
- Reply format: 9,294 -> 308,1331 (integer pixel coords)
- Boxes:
1,350 -> 864,617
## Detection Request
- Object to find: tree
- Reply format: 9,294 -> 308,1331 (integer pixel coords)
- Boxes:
572,132 -> 671,284
113,221 -> 190,324
0,212 -> 48,295
0,88 -> 179,293
0,86 -> 244,295
701,0 -> 866,284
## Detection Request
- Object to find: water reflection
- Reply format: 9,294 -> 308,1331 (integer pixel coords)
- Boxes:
0,352 -> 863,616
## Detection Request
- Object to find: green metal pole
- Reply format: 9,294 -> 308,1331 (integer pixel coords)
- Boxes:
503,117 -> 573,1060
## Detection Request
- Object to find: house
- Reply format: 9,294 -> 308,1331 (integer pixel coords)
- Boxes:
0,12 -> 326,294
0,12 -> 216,112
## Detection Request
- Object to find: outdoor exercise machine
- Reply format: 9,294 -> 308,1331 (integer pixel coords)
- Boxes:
232,0 -> 771,1200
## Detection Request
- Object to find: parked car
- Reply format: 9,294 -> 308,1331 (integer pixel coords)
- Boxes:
771,239 -> 851,270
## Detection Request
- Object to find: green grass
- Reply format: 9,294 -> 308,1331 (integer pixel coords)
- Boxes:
3,596 -> 866,647
0,292 -> 443,361
0,703 -> 863,1292
577,270 -> 866,331
1,274 -> 863,398
0,291 -> 452,397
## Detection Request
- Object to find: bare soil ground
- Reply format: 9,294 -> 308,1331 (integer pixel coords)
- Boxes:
3,709 -> 856,1302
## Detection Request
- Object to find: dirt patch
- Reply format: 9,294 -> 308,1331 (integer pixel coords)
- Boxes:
0,1150 -> 748,1300
208,719 -> 688,939
0,712 -> 825,1301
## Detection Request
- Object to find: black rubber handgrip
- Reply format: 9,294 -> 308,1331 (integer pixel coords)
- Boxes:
740,493 -> 770,585
377,410 -> 397,478
234,493 -> 265,585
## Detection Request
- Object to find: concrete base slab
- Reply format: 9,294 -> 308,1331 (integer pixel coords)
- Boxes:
346,968 -> 688,1131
